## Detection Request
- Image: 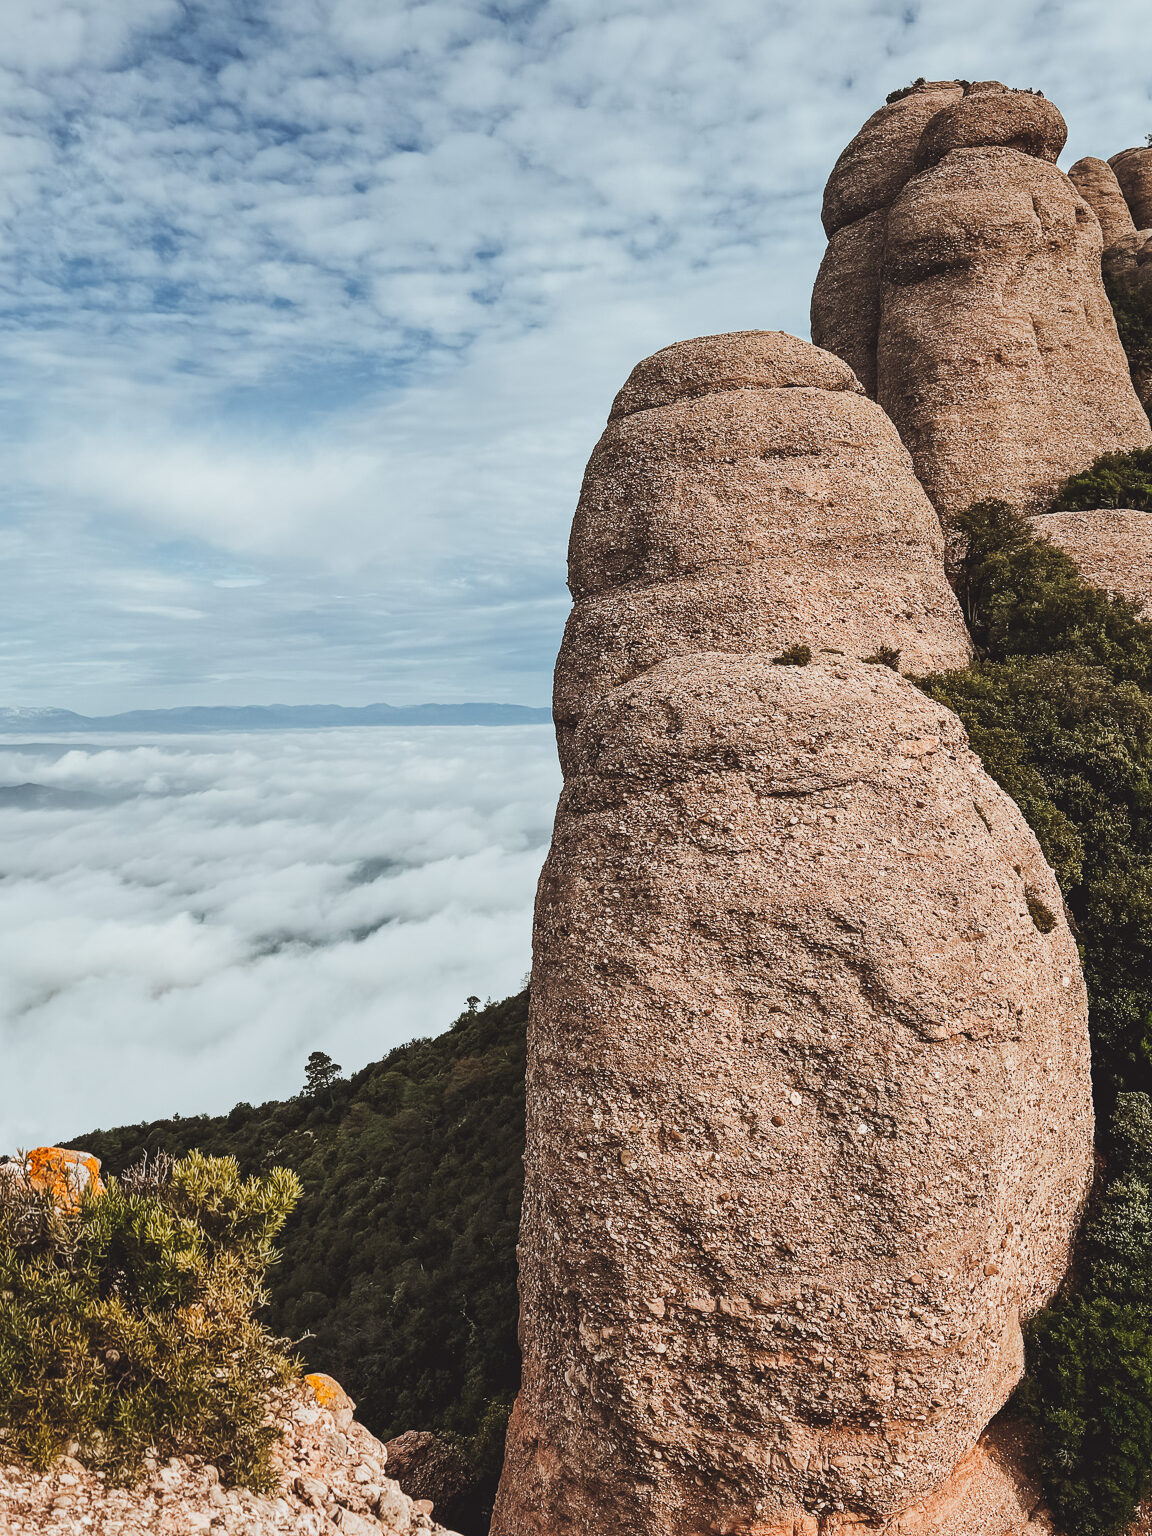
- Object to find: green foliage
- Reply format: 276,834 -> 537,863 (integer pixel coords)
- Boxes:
1053,444 -> 1152,513
302,1051 -> 341,1097
1102,274 -> 1152,415
773,643 -> 812,665
0,1153 -> 300,1488
885,76 -> 926,103
76,990 -> 529,1534
863,645 -> 901,669
918,502 -> 1152,1533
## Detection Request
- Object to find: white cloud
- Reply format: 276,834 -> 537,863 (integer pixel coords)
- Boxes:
0,0 -> 1148,714
0,725 -> 560,1147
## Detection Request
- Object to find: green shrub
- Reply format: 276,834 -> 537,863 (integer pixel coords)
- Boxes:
1103,273 -> 1152,418
773,643 -> 811,665
0,1152 -> 301,1488
918,501 -> 1152,1533
1053,444 -> 1152,513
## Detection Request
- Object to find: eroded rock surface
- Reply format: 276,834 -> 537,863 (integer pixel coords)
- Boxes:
1110,147 -> 1152,232
812,81 -> 962,395
813,85 -> 1150,520
553,330 -> 970,766
1030,509 -> 1152,612
1069,156 -> 1137,247
877,145 -> 1149,522
0,1379 -> 458,1536
493,652 -> 1093,1536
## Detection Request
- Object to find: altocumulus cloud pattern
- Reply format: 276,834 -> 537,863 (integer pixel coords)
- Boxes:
0,0 -> 1148,711
0,727 -> 560,1147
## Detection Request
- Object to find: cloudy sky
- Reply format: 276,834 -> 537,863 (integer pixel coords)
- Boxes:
0,0 -> 1149,711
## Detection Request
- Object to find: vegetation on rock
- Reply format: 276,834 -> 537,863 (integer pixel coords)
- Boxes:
919,499 -> 1152,1534
75,990 -> 528,1534
0,1151 -> 300,1489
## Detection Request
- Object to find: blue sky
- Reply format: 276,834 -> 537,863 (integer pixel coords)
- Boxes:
0,0 -> 1149,711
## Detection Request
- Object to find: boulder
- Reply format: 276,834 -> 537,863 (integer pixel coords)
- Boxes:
1069,156 -> 1137,247
493,652 -> 1093,1535
876,147 -> 1151,522
1110,147 -> 1152,232
914,84 -> 1066,170
1030,509 -> 1152,612
1,1147 -> 103,1213
821,80 -> 963,237
553,331 -> 970,767
383,1432 -> 470,1521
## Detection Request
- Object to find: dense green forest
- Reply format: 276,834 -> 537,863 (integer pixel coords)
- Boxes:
75,990 -> 528,1533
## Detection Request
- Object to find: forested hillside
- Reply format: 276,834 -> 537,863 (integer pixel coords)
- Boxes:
74,989 -> 528,1533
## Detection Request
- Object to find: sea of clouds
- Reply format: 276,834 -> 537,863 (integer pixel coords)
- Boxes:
0,726 -> 561,1149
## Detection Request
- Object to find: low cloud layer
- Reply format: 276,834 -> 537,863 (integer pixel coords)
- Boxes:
0,0 -> 1149,710
0,726 -> 560,1147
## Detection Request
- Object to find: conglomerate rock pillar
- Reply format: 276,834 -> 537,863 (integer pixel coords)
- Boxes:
492,333 -> 1094,1536
552,329 -> 970,768
813,83 -> 1150,527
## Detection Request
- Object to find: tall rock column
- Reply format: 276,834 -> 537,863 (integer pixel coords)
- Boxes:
813,84 -> 1150,527
493,332 -> 1094,1536
552,330 -> 970,768
812,80 -> 962,394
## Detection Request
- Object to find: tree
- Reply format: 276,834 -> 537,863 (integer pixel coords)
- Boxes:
303,1051 -> 342,1097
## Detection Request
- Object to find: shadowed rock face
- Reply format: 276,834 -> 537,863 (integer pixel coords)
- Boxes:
552,331 -> 970,769
1069,156 -> 1137,247
813,86 -> 1150,522
1110,147 -> 1152,232
493,651 -> 1093,1536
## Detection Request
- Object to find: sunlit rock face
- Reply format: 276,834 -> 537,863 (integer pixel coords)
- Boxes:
552,330 -> 970,771
493,330 -> 1093,1536
813,83 -> 1150,529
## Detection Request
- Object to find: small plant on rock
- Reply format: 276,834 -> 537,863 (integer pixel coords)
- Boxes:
0,1151 -> 301,1488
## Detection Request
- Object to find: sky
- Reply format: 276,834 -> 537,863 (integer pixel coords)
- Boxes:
0,727 -> 560,1145
0,0 -> 1150,711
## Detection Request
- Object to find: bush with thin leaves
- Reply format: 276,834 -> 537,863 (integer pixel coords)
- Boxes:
0,1151 -> 301,1488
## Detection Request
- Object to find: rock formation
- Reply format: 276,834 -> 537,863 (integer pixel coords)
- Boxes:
493,333 -> 1094,1536
0,1375 -> 460,1536
552,330 -> 970,767
1030,509 -> 1152,613
813,83 -> 1151,525
812,81 -> 962,393
1110,148 -> 1152,232
1069,156 -> 1136,247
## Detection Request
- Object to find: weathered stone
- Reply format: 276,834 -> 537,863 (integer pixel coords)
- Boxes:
821,81 -> 963,236
493,652 -> 1093,1535
1069,156 -> 1137,247
554,331 -> 970,767
811,209 -> 886,395
1110,147 -> 1152,232
383,1433 -> 469,1522
2,1147 -> 104,1213
877,147 -> 1150,522
1030,509 -> 1152,613
914,84 -> 1066,171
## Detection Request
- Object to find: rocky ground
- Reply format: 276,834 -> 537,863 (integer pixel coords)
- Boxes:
0,1374 -> 461,1536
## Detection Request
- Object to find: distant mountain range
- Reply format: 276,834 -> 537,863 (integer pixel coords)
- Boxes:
0,702 -> 552,733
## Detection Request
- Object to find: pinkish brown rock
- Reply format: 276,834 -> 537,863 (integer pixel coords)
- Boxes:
821,81 -> 963,237
876,147 -> 1150,523
811,208 -> 886,395
1030,509 -> 1152,612
914,84 -> 1066,171
1069,156 -> 1137,247
383,1433 -> 470,1523
493,650 -> 1093,1535
1110,147 -> 1152,232
553,331 -> 970,767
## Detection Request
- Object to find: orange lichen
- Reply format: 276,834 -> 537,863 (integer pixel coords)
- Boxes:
22,1147 -> 103,1213
304,1372 -> 354,1416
